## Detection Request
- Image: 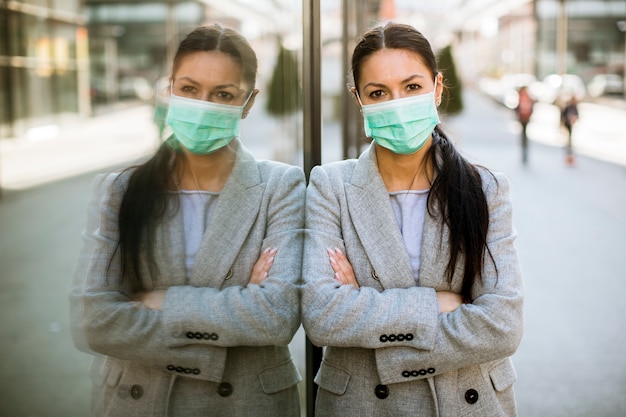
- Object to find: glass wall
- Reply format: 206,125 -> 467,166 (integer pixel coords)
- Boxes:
0,1 -> 85,138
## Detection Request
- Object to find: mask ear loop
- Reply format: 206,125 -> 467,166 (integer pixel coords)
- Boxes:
354,90 -> 364,108
348,84 -> 365,111
434,74 -> 442,107
433,75 -> 442,124
242,90 -> 254,108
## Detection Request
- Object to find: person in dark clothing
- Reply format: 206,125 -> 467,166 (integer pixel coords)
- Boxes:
561,96 -> 579,166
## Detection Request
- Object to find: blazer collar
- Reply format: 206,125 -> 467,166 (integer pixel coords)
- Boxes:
345,144 -> 417,289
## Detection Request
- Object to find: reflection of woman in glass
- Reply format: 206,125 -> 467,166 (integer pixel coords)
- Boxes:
302,22 -> 524,416
71,24 -> 303,416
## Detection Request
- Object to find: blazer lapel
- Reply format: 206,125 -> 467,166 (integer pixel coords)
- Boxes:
189,142 -> 264,288
345,145 -> 416,289
152,195 -> 187,287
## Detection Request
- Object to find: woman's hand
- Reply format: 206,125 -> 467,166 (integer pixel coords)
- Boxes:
132,290 -> 167,310
328,248 -> 359,288
249,247 -> 277,285
436,291 -> 463,313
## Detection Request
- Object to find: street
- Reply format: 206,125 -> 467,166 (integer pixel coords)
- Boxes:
1,89 -> 625,416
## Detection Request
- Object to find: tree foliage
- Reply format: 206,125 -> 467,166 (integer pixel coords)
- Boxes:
266,44 -> 302,117
437,44 -> 464,115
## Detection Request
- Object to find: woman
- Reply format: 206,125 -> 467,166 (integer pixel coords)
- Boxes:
302,22 -> 524,416
561,96 -> 579,165
71,24 -> 304,416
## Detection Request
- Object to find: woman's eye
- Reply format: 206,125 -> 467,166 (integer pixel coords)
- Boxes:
407,84 -> 421,92
215,91 -> 236,102
369,90 -> 385,99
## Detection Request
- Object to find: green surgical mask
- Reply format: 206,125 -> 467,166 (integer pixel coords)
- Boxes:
358,82 -> 440,155
166,93 -> 250,155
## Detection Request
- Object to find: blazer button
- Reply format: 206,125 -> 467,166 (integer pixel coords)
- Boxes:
374,384 -> 389,399
225,268 -> 233,280
130,384 -> 143,400
217,382 -> 233,397
379,335 -> 388,343
402,371 -> 411,378
465,389 -> 479,404
405,333 -> 414,341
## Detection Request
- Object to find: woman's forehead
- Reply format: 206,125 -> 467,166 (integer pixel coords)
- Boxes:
173,51 -> 244,86
359,48 -> 431,84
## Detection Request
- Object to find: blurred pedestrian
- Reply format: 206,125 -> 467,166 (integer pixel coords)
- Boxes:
70,23 -> 304,417
561,96 -> 579,165
515,86 -> 534,164
302,22 -> 524,417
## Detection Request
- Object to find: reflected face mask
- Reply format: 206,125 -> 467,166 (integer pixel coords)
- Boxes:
358,81 -> 440,155
166,93 -> 250,155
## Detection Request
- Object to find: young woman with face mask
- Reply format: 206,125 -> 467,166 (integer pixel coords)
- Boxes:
302,22 -> 524,416
71,24 -> 304,416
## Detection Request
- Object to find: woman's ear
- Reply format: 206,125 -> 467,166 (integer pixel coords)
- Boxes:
350,87 -> 363,111
242,89 -> 260,119
435,73 -> 444,106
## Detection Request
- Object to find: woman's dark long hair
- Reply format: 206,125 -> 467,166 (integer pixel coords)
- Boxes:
111,24 -> 258,291
351,22 -> 496,302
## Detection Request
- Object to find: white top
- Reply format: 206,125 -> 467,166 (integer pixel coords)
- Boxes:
389,189 -> 429,285
177,190 -> 220,278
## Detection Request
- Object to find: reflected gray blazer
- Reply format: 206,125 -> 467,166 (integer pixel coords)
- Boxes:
302,144 -> 524,416
71,141 -> 304,417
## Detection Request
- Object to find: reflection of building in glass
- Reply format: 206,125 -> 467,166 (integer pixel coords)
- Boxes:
0,1 -> 89,138
0,0 -> 299,140
85,1 -> 209,107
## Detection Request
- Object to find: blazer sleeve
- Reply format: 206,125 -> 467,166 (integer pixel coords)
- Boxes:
301,165 -> 440,351
374,171 -> 525,385
69,173 -> 228,383
160,165 -> 305,347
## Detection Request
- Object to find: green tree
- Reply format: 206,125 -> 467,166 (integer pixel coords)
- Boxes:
436,45 -> 464,115
266,44 -> 301,117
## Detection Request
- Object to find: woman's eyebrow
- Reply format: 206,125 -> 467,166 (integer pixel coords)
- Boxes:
400,74 -> 426,84
213,83 -> 242,91
174,76 -> 199,84
362,74 -> 426,90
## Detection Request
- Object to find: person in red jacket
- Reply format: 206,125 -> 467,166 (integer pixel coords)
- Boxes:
515,86 -> 534,164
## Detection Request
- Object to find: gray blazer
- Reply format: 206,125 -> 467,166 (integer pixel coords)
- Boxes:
71,141 -> 304,417
302,144 -> 524,416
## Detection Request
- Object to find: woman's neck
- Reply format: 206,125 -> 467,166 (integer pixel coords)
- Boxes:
375,141 -> 433,192
177,141 -> 237,192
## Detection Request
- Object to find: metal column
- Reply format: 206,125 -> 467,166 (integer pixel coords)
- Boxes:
302,0 -> 322,415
